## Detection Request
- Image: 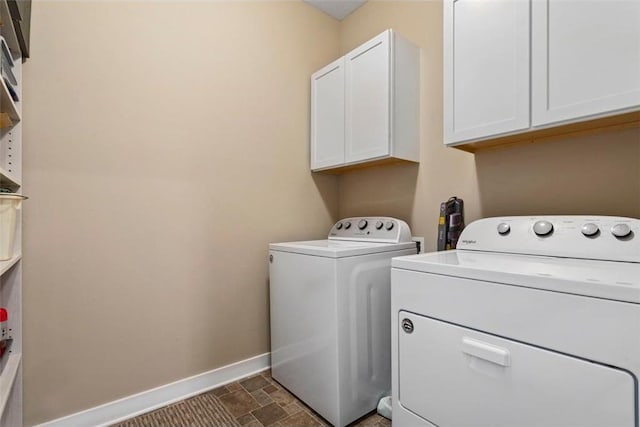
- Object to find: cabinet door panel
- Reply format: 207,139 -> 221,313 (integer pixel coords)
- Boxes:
311,58 -> 345,171
345,31 -> 390,163
532,0 -> 640,126
444,0 -> 530,145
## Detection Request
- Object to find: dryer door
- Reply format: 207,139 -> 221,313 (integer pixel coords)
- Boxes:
398,311 -> 636,427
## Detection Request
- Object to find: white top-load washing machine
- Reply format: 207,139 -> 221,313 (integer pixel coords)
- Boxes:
269,217 -> 417,427
391,216 -> 640,427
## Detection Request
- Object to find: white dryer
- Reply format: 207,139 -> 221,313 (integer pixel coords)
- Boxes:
269,217 -> 417,427
391,216 -> 640,427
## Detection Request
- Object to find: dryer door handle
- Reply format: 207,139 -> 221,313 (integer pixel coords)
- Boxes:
462,337 -> 511,367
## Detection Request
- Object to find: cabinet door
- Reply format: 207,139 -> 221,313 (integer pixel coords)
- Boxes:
345,30 -> 390,163
310,58 -> 345,171
443,0 -> 530,144
532,0 -> 640,126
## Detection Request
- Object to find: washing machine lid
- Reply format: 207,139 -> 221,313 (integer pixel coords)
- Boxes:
392,250 -> 640,304
270,239 -> 416,258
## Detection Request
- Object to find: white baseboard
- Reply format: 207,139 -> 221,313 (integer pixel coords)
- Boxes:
35,352 -> 271,427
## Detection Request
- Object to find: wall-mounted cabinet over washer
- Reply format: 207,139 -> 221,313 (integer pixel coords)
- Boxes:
311,29 -> 420,173
444,0 -> 640,149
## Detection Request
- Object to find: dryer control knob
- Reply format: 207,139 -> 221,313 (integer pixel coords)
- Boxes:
581,223 -> 599,237
385,221 -> 394,231
358,219 -> 368,230
344,221 -> 352,230
497,223 -> 510,235
336,222 -> 343,230
375,221 -> 384,230
611,223 -> 632,238
533,220 -> 554,236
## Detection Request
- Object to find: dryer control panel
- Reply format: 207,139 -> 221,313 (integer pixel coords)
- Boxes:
329,217 -> 413,243
457,216 -> 640,263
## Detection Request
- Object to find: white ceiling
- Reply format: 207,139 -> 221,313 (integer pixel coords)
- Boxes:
303,0 -> 368,20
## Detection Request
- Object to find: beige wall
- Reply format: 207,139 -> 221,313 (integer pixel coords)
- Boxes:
475,127 -> 640,218
21,0 -> 640,425
338,1 -> 640,250
22,2 -> 339,425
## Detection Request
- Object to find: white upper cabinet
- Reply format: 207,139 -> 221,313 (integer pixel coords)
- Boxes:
345,31 -> 391,163
444,0 -> 530,145
311,58 -> 345,170
531,0 -> 640,126
444,0 -> 640,148
310,29 -> 419,172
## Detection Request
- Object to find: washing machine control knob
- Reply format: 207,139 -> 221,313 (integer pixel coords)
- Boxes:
581,223 -> 599,237
375,221 -> 384,230
497,223 -> 510,235
611,223 -> 632,238
385,221 -> 394,231
358,219 -> 368,230
336,222 -> 343,230
344,221 -> 352,230
533,220 -> 554,236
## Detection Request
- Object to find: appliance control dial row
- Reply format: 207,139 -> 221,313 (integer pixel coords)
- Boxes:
494,220 -> 636,240
333,218 -> 394,234
331,218 -> 402,238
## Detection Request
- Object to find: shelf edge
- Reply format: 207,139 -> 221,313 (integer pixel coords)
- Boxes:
0,254 -> 20,277
0,0 -> 20,58
0,165 -> 20,188
0,76 -> 19,122
0,352 -> 20,419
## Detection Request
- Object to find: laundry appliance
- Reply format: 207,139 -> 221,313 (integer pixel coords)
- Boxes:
391,216 -> 640,427
269,217 -> 417,427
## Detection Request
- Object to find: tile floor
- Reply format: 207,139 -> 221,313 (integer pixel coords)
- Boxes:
214,370 -> 391,427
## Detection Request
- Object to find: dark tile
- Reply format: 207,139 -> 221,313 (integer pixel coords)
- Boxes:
218,389 -> 261,417
279,411 -> 324,427
251,389 -> 274,406
209,385 -> 230,397
237,413 -> 262,427
262,369 -> 272,378
263,384 -> 277,393
378,415 -> 391,427
283,402 -> 303,415
251,402 -> 288,426
241,375 -> 271,392
237,414 -> 256,424
267,388 -> 296,406
308,410 -> 331,427
295,400 -> 318,416
227,382 -> 243,391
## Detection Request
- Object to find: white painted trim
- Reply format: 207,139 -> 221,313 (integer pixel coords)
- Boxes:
35,353 -> 271,427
